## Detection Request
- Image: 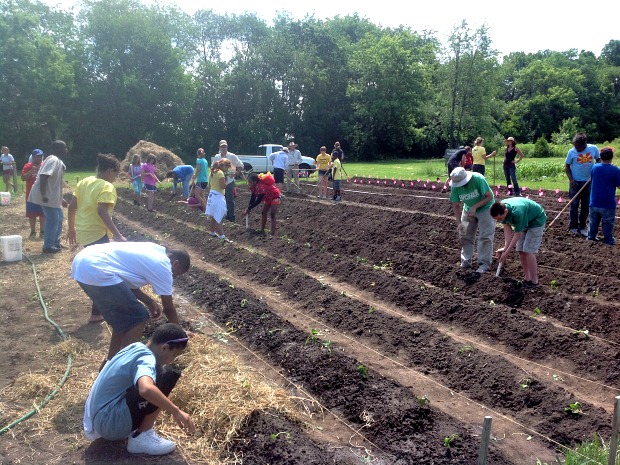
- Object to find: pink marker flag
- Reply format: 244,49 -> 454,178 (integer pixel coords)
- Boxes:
426,179 -> 430,183
539,191 -> 544,197
522,186 -> 527,192
558,197 -> 563,202
423,183 -> 427,188
432,184 -> 436,189
410,181 -> 414,186
383,180 -> 387,184
618,198 -> 620,205
377,179 -> 380,184
353,179 -> 357,183
495,190 -> 499,196
497,185 -> 502,189
508,184 -> 513,189
555,189 -> 560,194
417,178 -> 421,183
526,195 -> 530,199
401,183 -> 405,187
368,180 -> 372,184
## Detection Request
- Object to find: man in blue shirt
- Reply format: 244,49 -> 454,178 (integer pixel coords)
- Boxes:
587,147 -> 620,245
565,132 -> 600,236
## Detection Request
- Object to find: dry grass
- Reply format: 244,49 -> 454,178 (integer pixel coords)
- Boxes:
1,331 -> 306,464
118,140 -> 184,182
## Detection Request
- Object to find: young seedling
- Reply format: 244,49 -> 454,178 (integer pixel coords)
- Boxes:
357,364 -> 369,379
270,431 -> 291,441
453,287 -> 460,294
417,395 -> 430,407
321,339 -> 332,352
593,288 -> 599,299
519,377 -> 532,389
550,279 -> 558,289
564,401 -> 584,415
552,374 -> 564,382
305,328 -> 322,345
574,329 -> 590,339
368,306 -> 376,314
489,300 -> 497,307
443,434 -> 462,448
356,256 -> 368,264
458,345 -> 474,354
240,299 -> 248,308
531,307 -> 542,317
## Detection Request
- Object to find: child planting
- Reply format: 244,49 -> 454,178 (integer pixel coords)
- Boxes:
141,153 -> 160,212
490,198 -> 547,286
83,322 -> 195,455
244,172 -> 282,236
206,158 -> 232,241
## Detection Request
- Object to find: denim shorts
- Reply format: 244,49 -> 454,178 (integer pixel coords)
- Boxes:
196,182 -> 208,190
274,168 -> 285,184
77,281 -> 149,332
516,226 -> 544,253
144,184 -> 157,192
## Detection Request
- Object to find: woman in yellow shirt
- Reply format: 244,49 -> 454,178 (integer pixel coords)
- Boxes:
206,158 -> 232,241
471,137 -> 496,176
315,146 -> 331,198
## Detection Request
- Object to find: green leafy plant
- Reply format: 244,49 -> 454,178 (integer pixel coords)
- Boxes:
550,279 -> 558,289
356,256 -> 368,264
564,401 -> 584,415
417,395 -> 430,407
368,306 -> 376,314
270,431 -> 291,441
240,299 -> 248,308
593,287 -> 599,299
321,339 -> 332,352
458,345 -> 474,354
552,374 -> 564,382
372,258 -> 392,271
453,287 -> 460,293
306,328 -> 322,345
443,434 -> 462,448
519,377 -> 532,389
574,329 -> 590,339
357,364 -> 369,378
532,307 -> 542,317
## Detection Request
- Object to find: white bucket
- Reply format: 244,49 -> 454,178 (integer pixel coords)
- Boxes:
0,235 -> 22,262
0,192 -> 10,206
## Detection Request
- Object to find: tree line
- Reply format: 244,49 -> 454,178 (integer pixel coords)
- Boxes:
1,0 -> 619,166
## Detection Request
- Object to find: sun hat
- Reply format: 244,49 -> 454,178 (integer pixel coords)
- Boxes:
219,140 -> 228,147
506,137 -> 515,142
450,167 -> 472,188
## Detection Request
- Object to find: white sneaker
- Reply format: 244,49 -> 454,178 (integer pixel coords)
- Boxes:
578,228 -> 587,237
127,429 -> 176,455
476,267 -> 489,274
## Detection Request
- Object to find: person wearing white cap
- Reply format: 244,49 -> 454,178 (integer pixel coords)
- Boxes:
212,140 -> 243,222
449,167 -> 495,273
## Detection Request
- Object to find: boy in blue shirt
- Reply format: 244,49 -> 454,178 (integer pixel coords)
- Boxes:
167,165 -> 194,199
587,147 -> 620,245
83,323 -> 195,455
565,132 -> 600,236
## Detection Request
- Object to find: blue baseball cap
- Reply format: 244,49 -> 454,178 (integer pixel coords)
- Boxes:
32,148 -> 44,156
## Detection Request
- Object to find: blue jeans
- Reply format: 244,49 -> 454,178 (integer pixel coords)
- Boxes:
503,164 -> 520,194
587,206 -> 616,245
569,181 -> 591,230
41,205 -> 63,249
173,174 -> 193,198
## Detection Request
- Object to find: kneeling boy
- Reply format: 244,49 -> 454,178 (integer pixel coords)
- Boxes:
84,323 -> 195,455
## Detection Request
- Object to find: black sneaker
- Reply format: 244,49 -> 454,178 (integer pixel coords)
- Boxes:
43,246 -> 61,254
29,231 -> 36,238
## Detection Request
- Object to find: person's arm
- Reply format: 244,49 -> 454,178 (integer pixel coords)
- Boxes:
467,190 -> 493,218
484,151 -> 496,160
218,175 -> 226,191
67,196 -> 78,244
131,288 -> 162,319
245,193 -> 265,214
136,376 -> 195,432
565,163 -> 577,188
39,174 -> 50,202
160,295 -> 179,325
498,225 -> 521,264
515,147 -> 525,164
452,202 -> 462,222
97,203 -> 126,241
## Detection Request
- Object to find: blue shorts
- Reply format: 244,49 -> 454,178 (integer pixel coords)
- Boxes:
196,182 -> 208,190
77,281 -> 149,333
144,184 -> 157,192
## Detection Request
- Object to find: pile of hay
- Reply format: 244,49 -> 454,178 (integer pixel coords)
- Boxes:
118,140 -> 184,182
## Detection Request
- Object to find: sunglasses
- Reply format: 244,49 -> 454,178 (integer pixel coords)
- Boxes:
164,337 -> 189,345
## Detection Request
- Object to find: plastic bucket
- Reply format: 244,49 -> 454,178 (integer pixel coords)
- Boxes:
0,235 -> 22,262
0,192 -> 10,206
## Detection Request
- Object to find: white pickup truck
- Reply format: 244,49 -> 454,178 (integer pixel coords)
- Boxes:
235,144 -> 316,177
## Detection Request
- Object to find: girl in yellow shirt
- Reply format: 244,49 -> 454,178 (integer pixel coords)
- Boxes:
206,159 -> 232,241
315,146 -> 331,198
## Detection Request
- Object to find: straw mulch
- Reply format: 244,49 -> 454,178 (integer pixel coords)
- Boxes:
0,333 -> 308,464
118,140 -> 184,182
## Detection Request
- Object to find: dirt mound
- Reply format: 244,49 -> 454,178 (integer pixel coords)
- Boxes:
118,140 -> 183,181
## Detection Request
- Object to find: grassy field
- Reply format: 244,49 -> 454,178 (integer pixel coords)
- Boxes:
27,157 -> 571,193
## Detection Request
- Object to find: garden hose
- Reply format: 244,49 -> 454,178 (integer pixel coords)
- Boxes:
0,254 -> 73,435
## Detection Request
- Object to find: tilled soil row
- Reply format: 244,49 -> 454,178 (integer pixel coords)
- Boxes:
117,191 -> 620,388
113,195 -> 612,449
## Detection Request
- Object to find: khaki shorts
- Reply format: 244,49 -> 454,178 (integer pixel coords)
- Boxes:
516,226 -> 544,253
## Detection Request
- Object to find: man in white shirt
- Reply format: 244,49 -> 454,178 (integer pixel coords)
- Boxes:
28,140 -> 69,253
269,147 -> 289,191
285,141 -> 303,194
71,241 -> 191,363
212,140 -> 243,222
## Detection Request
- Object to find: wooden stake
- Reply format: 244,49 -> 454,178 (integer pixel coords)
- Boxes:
608,396 -> 620,465
478,416 -> 492,465
544,180 -> 590,232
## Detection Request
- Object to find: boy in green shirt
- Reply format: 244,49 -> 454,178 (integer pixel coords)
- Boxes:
490,198 -> 547,286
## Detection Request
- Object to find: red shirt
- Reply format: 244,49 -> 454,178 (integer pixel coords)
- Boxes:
21,162 -> 40,198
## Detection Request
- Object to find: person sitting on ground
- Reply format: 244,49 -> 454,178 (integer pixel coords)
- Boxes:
471,137 -> 496,175
587,146 -> 620,245
490,198 -> 547,287
450,167 -> 495,273
442,148 -> 467,193
166,164 -> 194,199
21,149 -> 45,238
176,183 -> 201,208
83,322 -> 195,456
68,153 -> 127,323
244,172 -> 281,236
71,241 -> 191,364
206,158 -> 232,241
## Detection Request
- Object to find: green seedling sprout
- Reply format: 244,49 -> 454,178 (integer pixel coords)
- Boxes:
458,345 -> 474,354
240,299 -> 248,308
564,401 -> 584,415
357,364 -> 369,378
417,395 -> 430,407
550,279 -> 558,289
443,434 -> 462,448
519,377 -> 532,389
